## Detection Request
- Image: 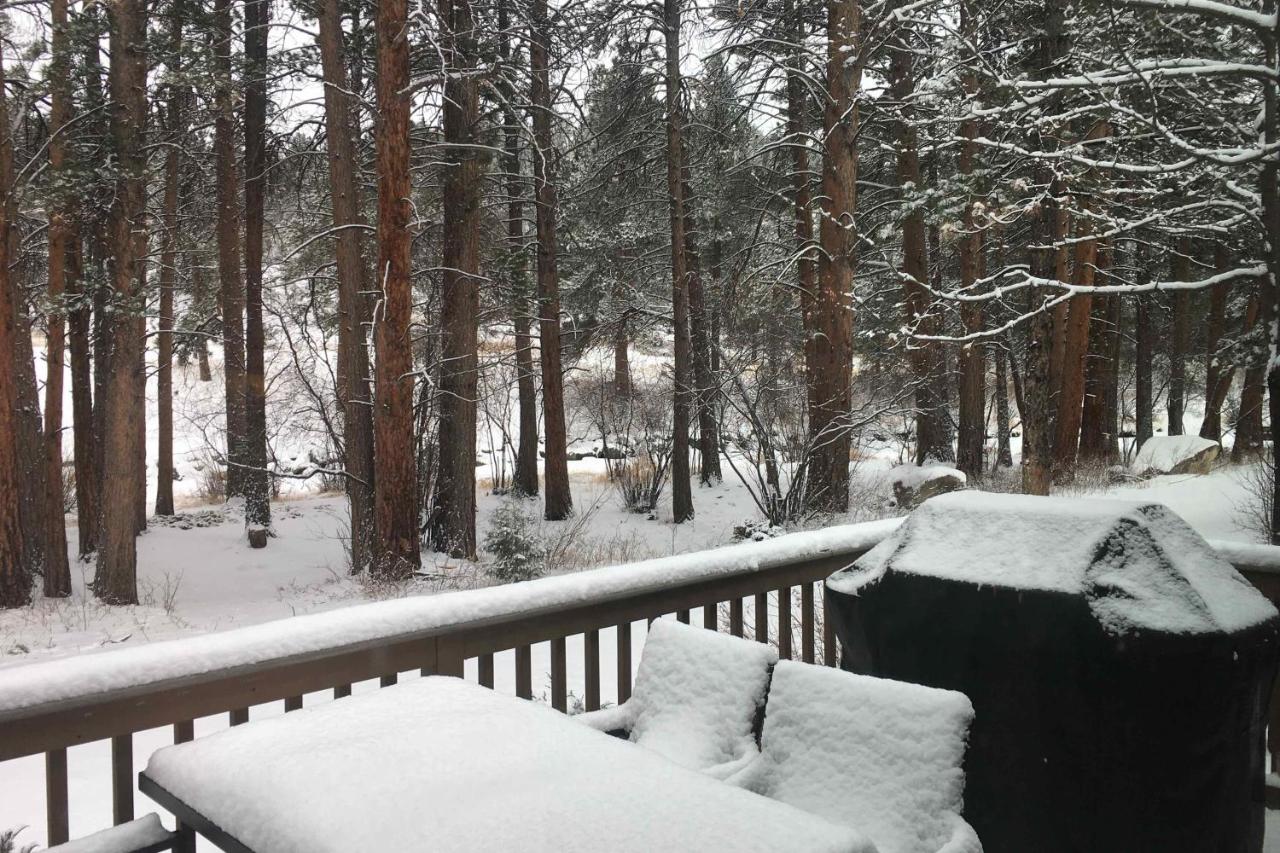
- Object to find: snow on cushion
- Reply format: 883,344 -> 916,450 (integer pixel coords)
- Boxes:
45,813 -> 171,853
832,491 -> 1276,635
623,618 -> 778,774
753,661 -> 975,853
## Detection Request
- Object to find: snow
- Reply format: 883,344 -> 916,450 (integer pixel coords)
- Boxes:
0,518 -> 901,716
889,465 -> 967,490
831,492 -> 1277,635
143,676 -> 872,853
730,661 -> 976,853
579,618 -> 777,777
45,813 -> 169,853
1132,435 -> 1220,474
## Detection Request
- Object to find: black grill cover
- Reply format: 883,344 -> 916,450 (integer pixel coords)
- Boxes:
825,492 -> 1280,853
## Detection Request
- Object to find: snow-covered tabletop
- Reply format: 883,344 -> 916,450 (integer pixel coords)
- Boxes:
142,677 -> 872,853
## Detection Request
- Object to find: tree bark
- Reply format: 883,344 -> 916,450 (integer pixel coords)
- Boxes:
373,0 -> 421,574
1136,292 -> 1154,450
889,14 -> 952,467
994,345 -> 1014,469
155,0 -> 186,519
531,0 -> 571,521
806,0 -> 860,513
317,0 -> 376,571
663,0 -> 695,522
1019,0 -> 1068,495
0,45 -> 27,608
1200,243 -> 1232,441
1079,286 -> 1119,465
682,173 -> 721,484
955,7 -> 985,478
500,0 -> 539,499
243,0 -> 271,546
214,0 -> 246,499
43,0 -> 75,595
1051,225 -> 1099,473
1166,239 -> 1191,436
1234,290 -> 1265,462
68,237 -> 97,556
96,0 -> 147,604
432,0 -> 483,555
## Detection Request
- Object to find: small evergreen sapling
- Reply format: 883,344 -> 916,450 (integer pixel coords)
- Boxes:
483,498 -> 546,582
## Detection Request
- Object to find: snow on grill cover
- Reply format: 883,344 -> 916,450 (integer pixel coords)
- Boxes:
825,491 -> 1280,853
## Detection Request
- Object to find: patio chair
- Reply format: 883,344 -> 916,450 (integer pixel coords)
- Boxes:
729,660 -> 981,853
45,813 -> 176,853
576,617 -> 778,778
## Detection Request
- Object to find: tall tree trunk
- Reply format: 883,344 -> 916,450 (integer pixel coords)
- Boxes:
433,0 -> 483,555
193,261 -> 212,382
806,0 -> 860,513
0,46 -> 27,608
1200,243 -> 1232,441
68,238 -> 97,556
16,290 -> 49,581
994,345 -> 1014,469
785,0 -> 819,479
1020,0 -> 1067,495
682,174 -> 721,484
955,7 -> 984,478
614,308 -> 631,396
96,0 -> 147,604
317,0 -> 376,571
1234,290 -> 1265,462
1051,226 -> 1099,473
373,0 -> 421,574
243,0 -> 271,547
1136,291 -> 1154,450
528,0 -> 570,518
155,0 -> 186,519
889,16 -> 952,467
1167,238 -> 1191,436
214,0 -> 246,499
663,0 -> 695,522
500,0 -> 538,499
1079,288 -> 1118,465
43,0 -> 74,595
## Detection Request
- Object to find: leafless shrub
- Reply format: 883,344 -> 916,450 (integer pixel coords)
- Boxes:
0,827 -> 36,853
1237,457 -> 1275,544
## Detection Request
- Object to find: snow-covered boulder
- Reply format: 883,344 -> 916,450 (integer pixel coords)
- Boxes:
889,464 -> 967,509
1132,435 -> 1219,476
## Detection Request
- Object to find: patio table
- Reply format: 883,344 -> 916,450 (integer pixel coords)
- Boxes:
139,676 -> 872,853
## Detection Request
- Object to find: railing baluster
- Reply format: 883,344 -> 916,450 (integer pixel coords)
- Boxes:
516,644 -> 533,700
45,748 -> 68,845
802,583 -> 815,663
677,609 -> 690,624
112,734 -> 133,825
617,622 -> 632,703
822,585 -> 837,666
334,683 -> 352,699
778,586 -> 792,659
584,629 -> 601,711
730,598 -> 744,637
229,708 -> 248,726
551,637 -> 568,712
478,653 -> 495,689
703,602 -> 717,630
754,592 -> 768,644
380,673 -> 398,688
172,721 -> 196,853
284,696 -> 303,712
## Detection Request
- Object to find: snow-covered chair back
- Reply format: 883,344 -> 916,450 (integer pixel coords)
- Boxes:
739,660 -> 979,853
577,617 -> 778,777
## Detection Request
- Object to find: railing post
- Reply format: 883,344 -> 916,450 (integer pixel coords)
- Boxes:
585,629 -> 600,711
617,622 -> 632,703
45,748 -> 68,845
551,637 -> 568,712
111,734 -> 133,825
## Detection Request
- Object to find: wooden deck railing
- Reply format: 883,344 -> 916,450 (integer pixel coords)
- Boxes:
1,524 -> 1279,847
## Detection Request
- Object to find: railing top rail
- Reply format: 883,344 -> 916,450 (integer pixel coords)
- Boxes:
0,518 -> 903,729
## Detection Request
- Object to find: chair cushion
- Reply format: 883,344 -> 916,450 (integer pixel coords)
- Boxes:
626,618 -> 778,774
754,660 -> 975,853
